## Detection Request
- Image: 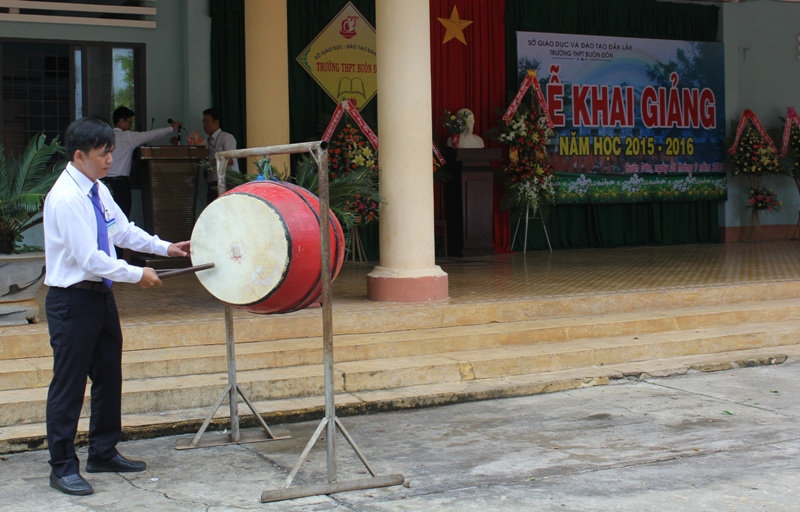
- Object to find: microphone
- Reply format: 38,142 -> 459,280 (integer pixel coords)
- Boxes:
168,119 -> 182,145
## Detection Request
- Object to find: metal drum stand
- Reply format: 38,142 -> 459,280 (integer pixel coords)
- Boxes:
176,141 -> 404,501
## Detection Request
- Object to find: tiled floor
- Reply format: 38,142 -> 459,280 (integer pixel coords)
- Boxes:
10,240 -> 800,333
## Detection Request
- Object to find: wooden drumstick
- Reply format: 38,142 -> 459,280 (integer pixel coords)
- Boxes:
156,263 -> 215,279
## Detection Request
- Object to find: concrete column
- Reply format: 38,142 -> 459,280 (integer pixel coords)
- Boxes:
244,0 -> 291,173
367,0 -> 448,302
181,0 -> 212,134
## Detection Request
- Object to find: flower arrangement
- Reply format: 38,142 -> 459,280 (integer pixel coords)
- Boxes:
494,105 -> 555,157
326,122 -> 380,226
328,123 -> 377,178
730,125 -> 783,178
787,123 -> 800,174
747,188 -> 781,213
343,194 -> 378,224
488,104 -> 557,222
441,109 -> 470,135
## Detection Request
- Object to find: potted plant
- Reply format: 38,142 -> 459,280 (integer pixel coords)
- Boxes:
0,134 -> 65,325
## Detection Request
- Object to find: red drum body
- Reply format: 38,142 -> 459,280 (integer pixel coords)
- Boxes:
190,181 -> 345,314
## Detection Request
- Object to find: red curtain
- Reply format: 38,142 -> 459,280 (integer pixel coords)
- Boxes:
430,0 -> 511,253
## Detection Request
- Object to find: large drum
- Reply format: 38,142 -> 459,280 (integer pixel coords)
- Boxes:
190,181 -> 345,314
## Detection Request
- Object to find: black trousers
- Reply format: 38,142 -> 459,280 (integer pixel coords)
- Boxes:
102,177 -> 132,218
45,286 -> 123,477
101,177 -> 130,258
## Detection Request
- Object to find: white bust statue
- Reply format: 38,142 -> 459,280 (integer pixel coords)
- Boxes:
446,108 -> 485,149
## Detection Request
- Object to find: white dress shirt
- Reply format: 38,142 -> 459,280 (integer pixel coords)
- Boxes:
43,162 -> 171,287
107,125 -> 176,178
205,128 -> 239,176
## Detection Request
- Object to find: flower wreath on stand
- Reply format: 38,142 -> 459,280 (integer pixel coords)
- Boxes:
727,109 -> 787,242
779,107 -> 800,238
326,121 -> 381,261
488,102 -> 557,224
327,122 -> 380,224
746,188 -> 780,213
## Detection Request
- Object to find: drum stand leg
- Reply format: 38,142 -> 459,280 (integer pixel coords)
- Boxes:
175,305 -> 290,449
260,142 -> 404,503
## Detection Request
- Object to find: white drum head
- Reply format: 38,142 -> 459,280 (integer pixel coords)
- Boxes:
191,193 -> 290,305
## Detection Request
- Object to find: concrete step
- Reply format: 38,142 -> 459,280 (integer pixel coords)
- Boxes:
4,298 -> 800,392
2,345 -> 797,454
3,318 -> 800,427
5,280 -> 800,360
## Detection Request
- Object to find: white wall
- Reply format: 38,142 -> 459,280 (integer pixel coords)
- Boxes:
1,0 -> 213,246
0,0 -> 212,136
722,2 -> 800,229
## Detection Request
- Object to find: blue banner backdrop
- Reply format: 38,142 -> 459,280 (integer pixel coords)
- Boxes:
517,31 -> 726,183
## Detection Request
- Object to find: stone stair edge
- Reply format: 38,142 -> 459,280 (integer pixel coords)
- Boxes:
4,313 -> 800,394
3,323 -> 800,428
6,293 -> 800,362
4,306 -> 800,390
1,346 -> 797,455
4,278 -> 800,345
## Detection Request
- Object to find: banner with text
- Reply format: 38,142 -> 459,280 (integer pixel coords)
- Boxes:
517,32 -> 725,176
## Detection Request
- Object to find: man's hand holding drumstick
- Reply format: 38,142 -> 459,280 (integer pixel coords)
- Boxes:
138,241 -> 193,289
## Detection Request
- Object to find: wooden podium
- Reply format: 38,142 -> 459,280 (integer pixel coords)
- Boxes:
442,147 -> 502,257
134,146 -> 206,267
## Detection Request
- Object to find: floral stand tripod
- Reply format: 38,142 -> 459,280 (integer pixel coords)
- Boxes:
511,204 -> 553,254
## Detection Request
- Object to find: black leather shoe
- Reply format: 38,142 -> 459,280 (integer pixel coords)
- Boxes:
50,472 -> 94,495
86,453 -> 146,473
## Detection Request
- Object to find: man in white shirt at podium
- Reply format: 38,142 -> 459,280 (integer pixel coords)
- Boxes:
106,106 -> 181,218
202,107 -> 238,204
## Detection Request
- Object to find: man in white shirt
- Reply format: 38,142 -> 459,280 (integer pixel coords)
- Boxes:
106,106 -> 181,217
202,107 -> 239,203
43,117 -> 190,496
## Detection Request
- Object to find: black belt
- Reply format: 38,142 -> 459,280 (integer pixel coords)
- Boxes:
102,176 -> 129,181
68,280 -> 111,293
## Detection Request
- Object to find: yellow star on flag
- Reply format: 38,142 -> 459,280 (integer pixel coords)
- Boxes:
438,6 -> 473,45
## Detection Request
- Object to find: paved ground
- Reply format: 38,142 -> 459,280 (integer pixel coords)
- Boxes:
3,360 -> 800,511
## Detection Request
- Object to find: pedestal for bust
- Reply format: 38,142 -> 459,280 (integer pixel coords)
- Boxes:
442,147 -> 502,256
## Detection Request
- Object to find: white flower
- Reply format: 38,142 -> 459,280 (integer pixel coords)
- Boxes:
622,173 -> 645,193
567,174 -> 592,195
517,173 -> 557,216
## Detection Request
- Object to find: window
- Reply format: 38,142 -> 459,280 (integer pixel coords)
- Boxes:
1,39 -> 145,155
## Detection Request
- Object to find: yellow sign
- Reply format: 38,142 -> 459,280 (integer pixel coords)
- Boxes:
297,2 -> 377,109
